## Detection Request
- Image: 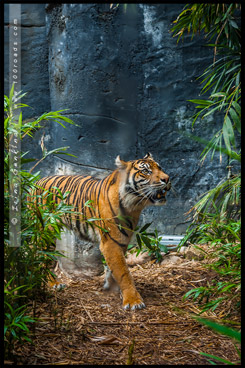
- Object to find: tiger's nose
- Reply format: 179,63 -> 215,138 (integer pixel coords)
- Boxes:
161,176 -> 171,190
160,176 -> 169,184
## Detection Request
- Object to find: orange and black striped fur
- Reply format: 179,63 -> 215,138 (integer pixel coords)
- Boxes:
35,153 -> 171,310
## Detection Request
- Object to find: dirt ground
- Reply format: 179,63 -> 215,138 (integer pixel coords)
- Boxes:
10,252 -> 240,365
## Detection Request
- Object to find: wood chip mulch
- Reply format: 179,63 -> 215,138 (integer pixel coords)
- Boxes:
8,254 -> 241,365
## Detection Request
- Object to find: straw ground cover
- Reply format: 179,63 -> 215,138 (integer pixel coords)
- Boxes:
8,253 -> 240,365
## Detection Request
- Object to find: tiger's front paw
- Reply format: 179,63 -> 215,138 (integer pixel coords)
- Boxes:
123,292 -> 145,311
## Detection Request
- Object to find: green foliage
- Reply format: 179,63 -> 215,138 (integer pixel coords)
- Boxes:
189,172 -> 240,221
181,214 -> 240,314
4,85 -> 78,146
4,277 -> 36,356
195,317 -> 241,342
172,9 -> 241,360
128,223 -> 169,263
172,4 -> 241,167
188,93 -> 241,165
4,85 -> 77,359
126,339 -> 135,365
194,317 -> 241,364
171,4 -> 241,46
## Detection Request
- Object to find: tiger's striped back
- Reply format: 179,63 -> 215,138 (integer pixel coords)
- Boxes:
35,171 -> 121,243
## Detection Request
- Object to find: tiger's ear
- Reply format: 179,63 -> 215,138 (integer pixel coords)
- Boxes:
144,152 -> 154,160
115,155 -> 127,169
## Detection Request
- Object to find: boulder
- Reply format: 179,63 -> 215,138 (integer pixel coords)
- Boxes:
126,251 -> 151,266
161,254 -> 182,265
56,229 -> 104,279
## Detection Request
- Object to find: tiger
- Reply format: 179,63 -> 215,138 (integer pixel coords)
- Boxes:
34,153 -> 171,310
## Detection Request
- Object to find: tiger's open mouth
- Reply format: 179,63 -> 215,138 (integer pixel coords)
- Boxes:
151,189 -> 167,202
151,180 -> 171,202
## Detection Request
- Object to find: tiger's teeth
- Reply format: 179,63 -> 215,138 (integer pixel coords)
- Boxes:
156,190 -> 166,199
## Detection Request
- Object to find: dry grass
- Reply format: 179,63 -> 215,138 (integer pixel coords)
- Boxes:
8,254 -> 240,365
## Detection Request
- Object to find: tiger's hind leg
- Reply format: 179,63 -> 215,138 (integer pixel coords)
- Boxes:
103,266 -> 120,292
100,240 -> 145,310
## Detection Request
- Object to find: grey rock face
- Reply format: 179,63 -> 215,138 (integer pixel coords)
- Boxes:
4,4 -> 50,119
56,229 -> 104,278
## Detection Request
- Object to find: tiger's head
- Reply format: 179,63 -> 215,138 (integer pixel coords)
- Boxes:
116,153 -> 171,209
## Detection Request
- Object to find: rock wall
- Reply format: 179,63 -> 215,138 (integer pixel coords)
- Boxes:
4,3 -> 228,235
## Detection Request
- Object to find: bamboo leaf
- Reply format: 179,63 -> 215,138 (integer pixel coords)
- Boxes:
224,115 -> 235,148
199,351 -> 236,365
136,233 -> 142,249
141,235 -> 153,249
140,223 -> 152,233
229,20 -> 239,29
188,99 -> 213,105
203,105 -> 223,117
229,106 -> 241,134
223,121 -> 231,155
9,84 -> 15,111
232,101 -> 241,114
194,317 -> 241,342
